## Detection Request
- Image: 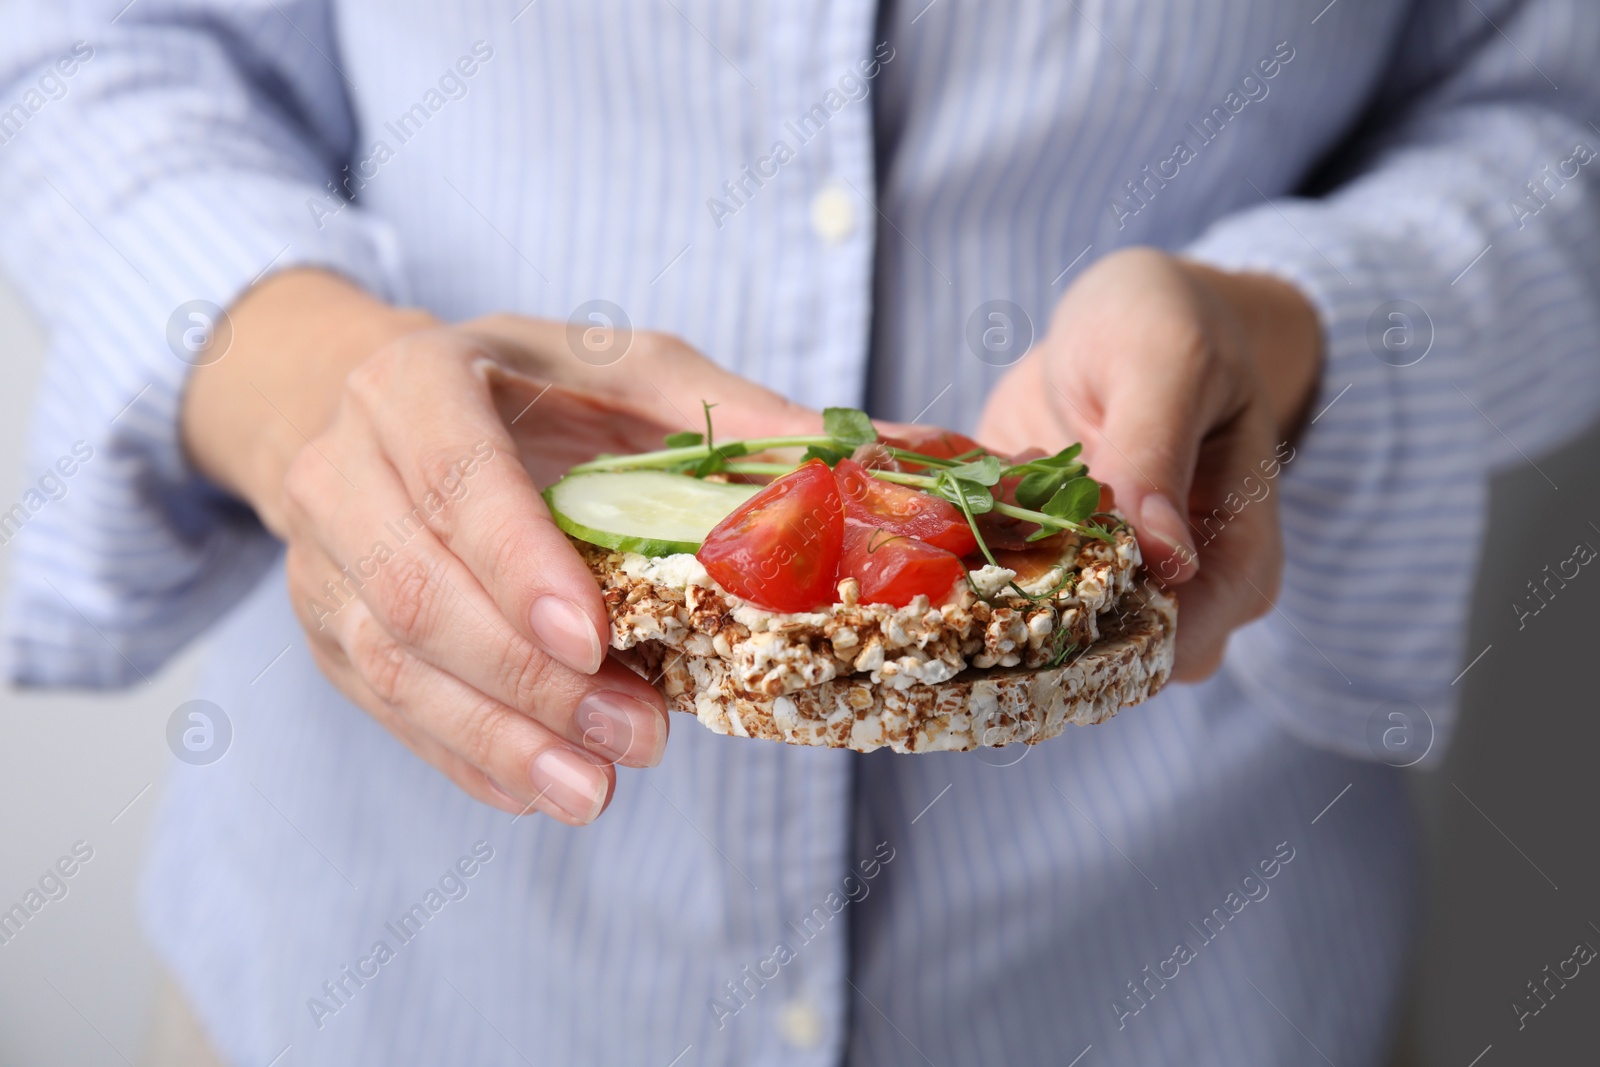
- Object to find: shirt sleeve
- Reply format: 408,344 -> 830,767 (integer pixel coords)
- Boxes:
0,0 -> 408,687
1182,0 -> 1600,762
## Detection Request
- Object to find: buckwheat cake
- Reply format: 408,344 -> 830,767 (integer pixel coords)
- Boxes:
544,409 -> 1177,754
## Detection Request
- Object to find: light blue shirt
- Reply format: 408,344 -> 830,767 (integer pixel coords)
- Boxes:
3,1 -> 1599,1064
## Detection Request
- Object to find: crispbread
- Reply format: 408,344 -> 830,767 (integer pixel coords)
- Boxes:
617,579 -> 1176,753
578,521 -> 1143,698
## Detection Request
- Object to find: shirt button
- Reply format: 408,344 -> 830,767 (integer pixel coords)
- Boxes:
776,998 -> 825,1049
809,183 -> 857,243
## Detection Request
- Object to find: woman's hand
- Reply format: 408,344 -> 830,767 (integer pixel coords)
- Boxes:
181,270 -> 820,823
975,248 -> 1324,680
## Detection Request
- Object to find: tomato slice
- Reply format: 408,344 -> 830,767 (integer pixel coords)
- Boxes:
878,428 -> 985,471
696,460 -> 843,612
841,523 -> 967,607
834,458 -> 978,556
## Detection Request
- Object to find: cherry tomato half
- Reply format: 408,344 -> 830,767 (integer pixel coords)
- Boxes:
834,458 -> 978,556
877,428 -> 985,471
696,460 -> 843,612
840,522 -> 967,607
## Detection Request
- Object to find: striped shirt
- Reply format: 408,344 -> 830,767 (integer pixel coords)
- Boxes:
3,1 -> 1599,1063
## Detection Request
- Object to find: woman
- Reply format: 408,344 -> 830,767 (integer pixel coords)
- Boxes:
3,1 -> 1597,1064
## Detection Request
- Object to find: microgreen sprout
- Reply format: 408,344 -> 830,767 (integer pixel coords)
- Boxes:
1047,630 -> 1081,668
570,405 -> 1117,568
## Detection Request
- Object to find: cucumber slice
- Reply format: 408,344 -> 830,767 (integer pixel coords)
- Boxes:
544,470 -> 761,556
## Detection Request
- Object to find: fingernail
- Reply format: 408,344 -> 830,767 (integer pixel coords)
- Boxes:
529,746 -> 609,824
1139,494 -> 1199,570
529,595 -> 605,674
577,691 -> 667,768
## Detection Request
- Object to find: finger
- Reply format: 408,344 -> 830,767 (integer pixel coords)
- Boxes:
298,537 -> 629,823
285,540 -> 354,665
307,619 -> 615,825
307,640 -> 528,815
290,540 -> 537,815
465,319 -> 823,442
1039,332 -> 1233,585
497,381 -> 684,482
340,606 -> 618,824
634,334 -> 822,440
1167,413 -> 1283,680
346,332 -> 612,677
285,410 -> 671,767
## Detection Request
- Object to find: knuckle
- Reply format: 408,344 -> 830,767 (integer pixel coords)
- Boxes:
376,549 -> 446,648
345,348 -> 396,409
347,334 -> 468,410
633,329 -> 679,363
281,443 -> 331,517
414,447 -> 473,513
504,643 -> 561,712
352,623 -> 413,707
1168,321 -> 1215,371
458,697 -> 525,770
479,513 -> 539,585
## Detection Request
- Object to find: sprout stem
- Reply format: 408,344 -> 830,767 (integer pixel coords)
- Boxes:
569,436 -> 835,473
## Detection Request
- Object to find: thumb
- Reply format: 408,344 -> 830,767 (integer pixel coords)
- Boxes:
462,317 -> 823,440
1055,374 -> 1205,586
649,346 -> 822,441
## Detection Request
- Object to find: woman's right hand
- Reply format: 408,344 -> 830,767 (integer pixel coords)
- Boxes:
181,270 -> 820,824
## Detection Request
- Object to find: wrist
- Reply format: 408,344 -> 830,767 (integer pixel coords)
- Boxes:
1181,260 -> 1324,443
180,268 -> 438,534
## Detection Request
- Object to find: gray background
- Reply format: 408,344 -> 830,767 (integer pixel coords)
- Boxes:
0,272 -> 1596,1065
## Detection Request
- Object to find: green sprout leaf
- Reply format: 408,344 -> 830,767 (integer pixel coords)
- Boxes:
1003,443 -> 1088,505
663,430 -> 704,449
801,444 -> 849,466
1036,443 -> 1083,469
1013,467 -> 1066,509
944,455 -> 1002,487
934,470 -> 999,570
822,406 -> 878,450
932,471 -> 995,515
1042,476 -> 1101,526
691,439 -> 747,478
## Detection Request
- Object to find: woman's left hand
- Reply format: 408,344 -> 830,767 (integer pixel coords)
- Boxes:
975,247 -> 1324,681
